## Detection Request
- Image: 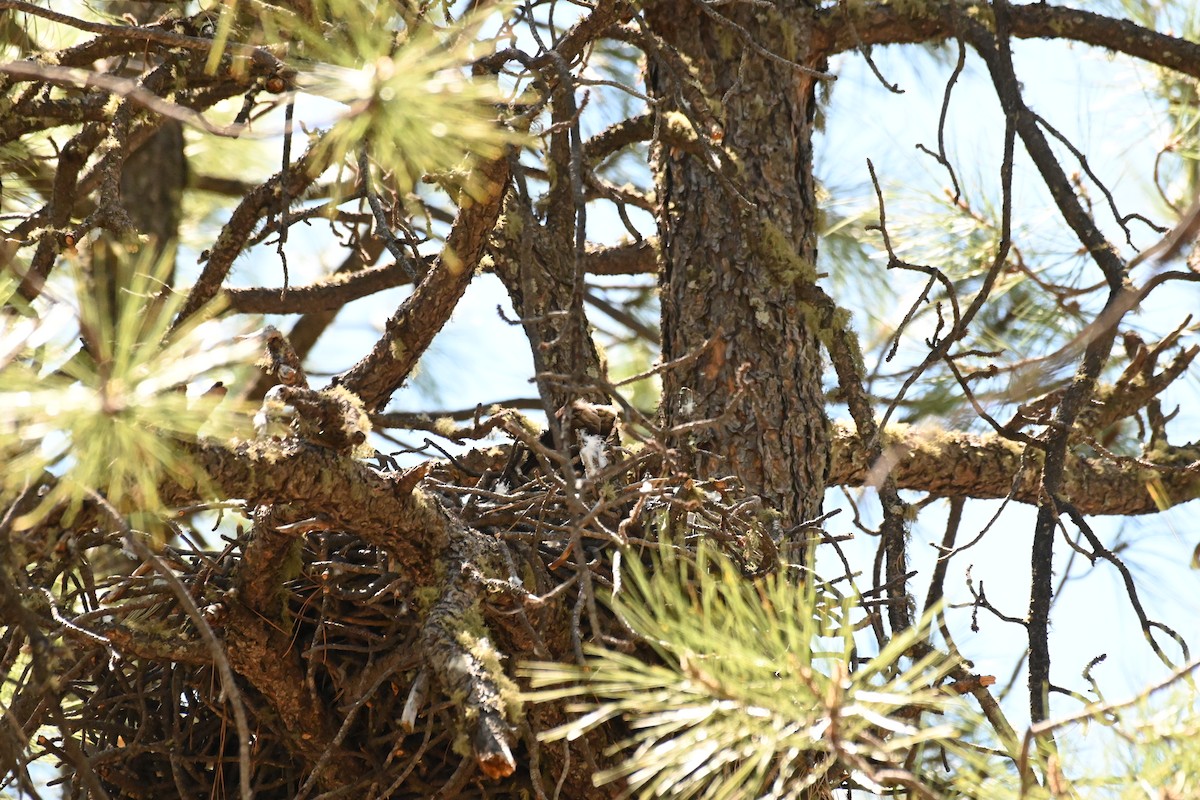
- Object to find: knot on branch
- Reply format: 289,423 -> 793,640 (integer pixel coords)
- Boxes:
257,384 -> 372,455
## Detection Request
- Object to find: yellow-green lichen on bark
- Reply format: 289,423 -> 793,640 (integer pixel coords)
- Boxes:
458,627 -> 524,723
824,304 -> 865,375
754,216 -> 820,287
387,336 -> 411,364
962,0 -> 996,30
661,110 -> 702,145
321,383 -> 374,457
772,7 -> 804,61
714,25 -> 738,63
412,584 -> 443,615
442,245 -> 464,276
242,436 -> 295,465
279,536 -> 305,585
791,287 -> 864,380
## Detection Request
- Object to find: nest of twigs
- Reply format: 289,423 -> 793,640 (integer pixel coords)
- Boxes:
3,414 -> 797,800
12,527 -> 452,798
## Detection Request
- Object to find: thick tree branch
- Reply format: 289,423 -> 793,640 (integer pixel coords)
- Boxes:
810,274 -> 916,633
585,238 -> 658,275
100,625 -> 212,666
828,422 -> 1200,517
16,125 -> 105,298
168,439 -> 447,579
421,529 -> 520,780
446,420 -> 1200,517
584,113 -> 655,165
815,1 -> 1200,80
0,61 -> 249,138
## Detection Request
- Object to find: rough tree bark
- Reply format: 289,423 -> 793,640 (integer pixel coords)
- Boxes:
89,0 -> 186,314
646,0 -> 831,531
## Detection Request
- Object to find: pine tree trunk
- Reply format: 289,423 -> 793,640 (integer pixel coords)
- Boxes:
91,1 -> 186,290
646,1 -> 830,531
120,120 -> 186,260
